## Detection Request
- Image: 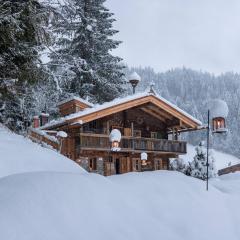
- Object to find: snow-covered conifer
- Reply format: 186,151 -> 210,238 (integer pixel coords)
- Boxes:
188,142 -> 217,180
0,0 -> 51,131
49,0 -> 125,103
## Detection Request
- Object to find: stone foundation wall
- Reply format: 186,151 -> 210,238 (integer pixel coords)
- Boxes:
76,157 -> 104,175
96,158 -> 104,175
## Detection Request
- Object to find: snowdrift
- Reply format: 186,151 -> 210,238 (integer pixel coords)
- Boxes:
0,171 -> 240,240
1,126 -> 240,240
0,125 -> 85,178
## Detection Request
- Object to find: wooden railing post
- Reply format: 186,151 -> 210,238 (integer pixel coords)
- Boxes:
131,122 -> 134,150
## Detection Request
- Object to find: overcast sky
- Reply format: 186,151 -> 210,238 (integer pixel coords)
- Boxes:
106,0 -> 240,75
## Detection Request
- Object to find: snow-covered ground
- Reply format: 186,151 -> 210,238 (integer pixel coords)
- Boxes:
183,144 -> 240,170
0,126 -> 240,240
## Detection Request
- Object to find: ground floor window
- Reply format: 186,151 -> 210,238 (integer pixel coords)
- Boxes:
154,159 -> 162,170
162,159 -> 168,170
132,158 -> 141,172
89,158 -> 97,171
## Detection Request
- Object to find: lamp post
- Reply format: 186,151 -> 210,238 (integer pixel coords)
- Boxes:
109,129 -> 122,152
141,152 -> 148,172
205,99 -> 228,191
57,131 -> 68,153
206,110 -> 210,191
128,72 -> 141,94
109,129 -> 122,175
141,152 -> 148,166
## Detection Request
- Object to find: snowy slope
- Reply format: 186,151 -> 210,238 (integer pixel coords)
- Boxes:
0,125 -> 85,178
182,144 -> 240,170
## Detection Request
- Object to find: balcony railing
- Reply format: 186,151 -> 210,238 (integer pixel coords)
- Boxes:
79,133 -> 187,154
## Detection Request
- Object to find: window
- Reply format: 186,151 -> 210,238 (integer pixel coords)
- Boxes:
108,156 -> 113,162
162,160 -> 168,170
132,158 -> 141,172
75,136 -> 80,148
133,130 -> 141,137
151,132 -> 158,139
89,120 -> 97,129
89,158 -> 97,171
151,132 -> 163,139
154,159 -> 162,170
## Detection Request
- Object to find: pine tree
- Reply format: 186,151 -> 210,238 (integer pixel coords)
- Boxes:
188,142 -> 217,180
49,0 -> 125,103
0,0 -> 50,131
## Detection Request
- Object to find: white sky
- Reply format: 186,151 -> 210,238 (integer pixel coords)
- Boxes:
106,0 -> 240,74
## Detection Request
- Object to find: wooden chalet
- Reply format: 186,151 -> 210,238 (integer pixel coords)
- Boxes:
29,90 -> 202,176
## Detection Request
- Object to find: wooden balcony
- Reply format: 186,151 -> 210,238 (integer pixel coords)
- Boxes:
79,133 -> 187,154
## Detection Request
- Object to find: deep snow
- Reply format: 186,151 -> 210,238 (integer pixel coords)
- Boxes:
0,171 -> 240,240
0,126 -> 240,240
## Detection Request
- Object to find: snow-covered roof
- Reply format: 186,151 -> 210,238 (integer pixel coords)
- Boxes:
58,96 -> 93,107
41,91 -> 202,130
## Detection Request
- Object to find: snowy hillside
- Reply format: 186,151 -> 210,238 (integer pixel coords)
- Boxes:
183,144 -> 240,170
0,125 -> 85,178
1,126 -> 240,240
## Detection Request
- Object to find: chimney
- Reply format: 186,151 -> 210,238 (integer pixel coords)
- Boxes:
39,112 -> 49,126
32,116 -> 40,128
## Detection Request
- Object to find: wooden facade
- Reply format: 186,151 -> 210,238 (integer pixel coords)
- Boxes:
29,93 -> 201,176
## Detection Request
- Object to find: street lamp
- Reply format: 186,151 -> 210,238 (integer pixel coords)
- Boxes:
141,152 -> 148,166
57,131 -> 68,153
109,129 -> 122,151
128,72 -> 141,94
206,99 -> 228,191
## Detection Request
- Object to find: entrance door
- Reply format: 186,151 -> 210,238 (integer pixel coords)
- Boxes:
115,158 -> 120,174
120,157 -> 131,174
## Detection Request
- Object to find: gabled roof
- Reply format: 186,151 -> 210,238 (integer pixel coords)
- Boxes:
58,96 -> 93,107
41,91 -> 202,130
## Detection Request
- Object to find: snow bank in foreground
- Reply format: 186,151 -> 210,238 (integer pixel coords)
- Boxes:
182,144 -> 240,170
0,126 -> 85,178
0,171 -> 239,240
0,125 -> 240,240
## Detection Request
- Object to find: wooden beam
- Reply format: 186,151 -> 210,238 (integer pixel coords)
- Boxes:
149,96 -> 197,128
140,107 -> 166,122
106,121 -> 110,135
147,104 -> 173,120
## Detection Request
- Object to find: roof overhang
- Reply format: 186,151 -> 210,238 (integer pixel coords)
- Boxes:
41,92 -> 202,131
67,94 -> 201,129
